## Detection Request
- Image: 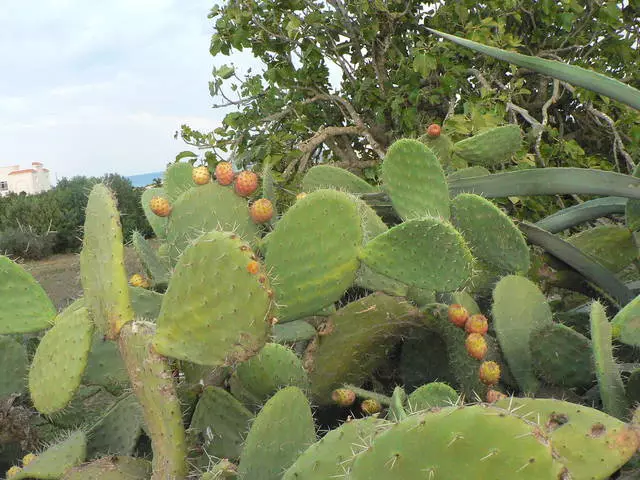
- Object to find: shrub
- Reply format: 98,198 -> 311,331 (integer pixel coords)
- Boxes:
0,226 -> 55,261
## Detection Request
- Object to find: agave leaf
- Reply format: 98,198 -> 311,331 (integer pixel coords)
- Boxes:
535,197 -> 627,233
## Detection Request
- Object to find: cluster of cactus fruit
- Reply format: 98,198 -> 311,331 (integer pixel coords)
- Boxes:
1,115 -> 640,479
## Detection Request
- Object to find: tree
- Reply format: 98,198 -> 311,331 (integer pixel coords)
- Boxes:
177,0 -> 638,191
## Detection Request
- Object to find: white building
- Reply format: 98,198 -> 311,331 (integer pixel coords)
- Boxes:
0,162 -> 52,197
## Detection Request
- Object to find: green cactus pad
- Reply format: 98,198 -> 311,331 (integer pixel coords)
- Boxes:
301,165 -> 378,193
164,161 -> 195,202
0,336 -> 28,397
131,231 -> 169,286
189,386 -> 253,461
13,431 -> 87,480
307,293 -> 419,404
0,256 -> 56,334
129,287 -> 163,320
29,306 -> 94,415
496,397 -> 639,480
446,166 -> 491,182
49,385 -> 116,429
154,230 -> 272,366
626,369 -> 640,404
140,187 -> 169,240
283,416 -> 387,479
492,275 -> 553,394
272,320 -> 317,344
87,393 -> 144,458
407,382 -> 458,412
118,321 -> 187,479
355,199 -> 409,296
417,131 -> 454,167
566,225 -> 637,272
611,293 -> 640,347
451,193 -> 530,273
451,124 -> 522,167
62,456 -> 152,480
381,138 -> 450,220
348,404 -> 567,479
80,184 -> 134,339
438,290 -> 481,315
529,323 -> 595,388
165,182 -> 259,263
590,301 -> 629,419
230,343 -> 309,407
238,386 -> 316,480
360,218 -> 474,291
82,332 -> 129,395
400,330 -> 456,390
265,189 -> 362,322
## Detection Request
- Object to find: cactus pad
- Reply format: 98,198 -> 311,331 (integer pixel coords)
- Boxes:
611,293 -> 640,347
129,287 -> 163,320
451,124 -> 522,167
49,385 -> 116,429
301,165 -> 377,193
0,256 -> 56,334
307,293 -> 418,403
283,416 -> 387,479
496,397 -> 639,480
165,182 -> 259,263
529,323 -> 594,388
62,456 -> 152,480
82,332 -> 129,395
131,231 -> 169,286
348,404 -> 567,479
566,225 -> 637,272
381,138 -> 450,220
446,165 -> 491,181
590,301 -> 629,419
451,193 -> 530,273
80,184 -> 134,339
29,306 -> 94,415
230,343 -> 309,407
86,393 -> 144,458
140,187 -> 169,239
407,382 -> 458,411
0,336 -> 28,397
272,320 -> 317,344
154,230 -> 272,366
360,218 -> 474,291
492,275 -> 553,394
417,131 -> 454,167
13,431 -> 87,479
238,386 -> 316,480
189,386 -> 253,461
265,189 -> 362,322
164,161 -> 195,202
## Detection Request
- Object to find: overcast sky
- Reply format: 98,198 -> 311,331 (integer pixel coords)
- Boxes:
0,0 -> 257,181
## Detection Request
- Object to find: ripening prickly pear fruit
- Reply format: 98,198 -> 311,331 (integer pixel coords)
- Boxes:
465,314 -> 489,335
192,165 -> 211,185
479,361 -> 501,386
129,273 -> 150,289
448,304 -> 469,328
215,161 -> 235,186
250,198 -> 274,224
22,453 -> 37,466
486,389 -> 507,403
427,124 -> 441,137
247,260 -> 260,275
332,388 -> 356,407
6,466 -> 22,479
149,195 -> 171,217
296,192 -> 307,200
361,398 -> 382,415
235,171 -> 259,197
465,333 -> 487,360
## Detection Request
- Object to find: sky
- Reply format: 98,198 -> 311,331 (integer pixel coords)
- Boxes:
0,0 -> 260,181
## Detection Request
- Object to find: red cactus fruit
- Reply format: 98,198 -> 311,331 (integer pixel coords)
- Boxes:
465,333 -> 488,360
234,171 -> 259,197
215,161 -> 235,186
427,124 -> 441,137
332,388 -> 356,407
361,398 -> 382,415
479,361 -> 501,386
246,261 -> 260,274
448,304 -> 469,328
192,165 -> 211,185
465,314 -> 489,335
129,274 -> 150,289
149,196 -> 171,217
250,198 -> 274,223
486,389 -> 507,403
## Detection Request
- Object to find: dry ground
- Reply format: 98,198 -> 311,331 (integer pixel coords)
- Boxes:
22,247 -> 144,310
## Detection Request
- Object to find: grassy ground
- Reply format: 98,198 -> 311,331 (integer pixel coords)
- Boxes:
22,247 -> 144,310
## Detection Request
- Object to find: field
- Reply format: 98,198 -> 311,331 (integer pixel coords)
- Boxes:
22,246 -> 144,310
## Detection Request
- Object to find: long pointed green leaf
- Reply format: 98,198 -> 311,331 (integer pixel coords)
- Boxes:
535,197 -> 627,233
427,28 -> 640,110
448,168 -> 640,199
517,221 -> 634,307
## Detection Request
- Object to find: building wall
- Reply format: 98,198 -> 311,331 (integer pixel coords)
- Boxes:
0,163 -> 52,196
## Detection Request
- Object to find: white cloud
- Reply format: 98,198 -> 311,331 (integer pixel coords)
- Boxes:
0,0 -> 261,179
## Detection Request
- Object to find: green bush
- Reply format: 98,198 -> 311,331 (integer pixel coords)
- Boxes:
0,226 -> 55,260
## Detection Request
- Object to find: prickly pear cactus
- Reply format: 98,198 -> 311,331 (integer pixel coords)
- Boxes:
11,431 -> 87,480
62,456 -> 152,480
0,336 -> 28,398
302,164 -> 377,193
451,124 -> 522,167
141,187 -> 169,239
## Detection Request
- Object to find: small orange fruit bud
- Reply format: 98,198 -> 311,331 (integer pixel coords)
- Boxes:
234,171 -> 259,197
332,388 -> 356,407
149,196 -> 171,217
465,333 -> 488,360
465,314 -> 489,335
479,361 -> 501,386
215,161 -> 235,186
250,198 -> 274,223
247,261 -> 260,274
361,399 -> 382,415
192,165 -> 211,185
448,304 -> 469,328
427,124 -> 441,137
